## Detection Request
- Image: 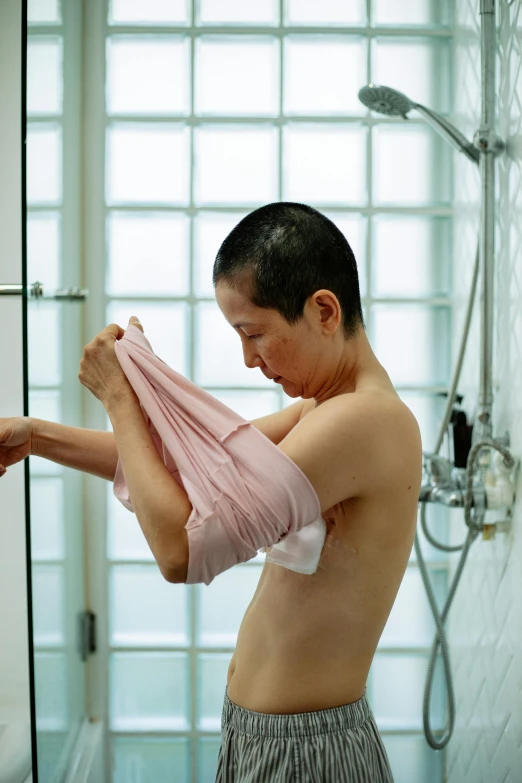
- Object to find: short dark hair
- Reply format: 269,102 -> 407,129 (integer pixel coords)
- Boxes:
212,202 -> 364,339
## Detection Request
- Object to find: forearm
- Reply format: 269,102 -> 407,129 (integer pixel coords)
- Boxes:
106,392 -> 191,581
30,418 -> 119,481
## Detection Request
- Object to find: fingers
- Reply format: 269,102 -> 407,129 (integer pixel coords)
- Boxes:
84,324 -> 122,351
84,318 -> 142,352
129,316 -> 144,333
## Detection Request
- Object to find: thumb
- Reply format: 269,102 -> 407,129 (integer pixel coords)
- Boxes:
129,316 -> 144,333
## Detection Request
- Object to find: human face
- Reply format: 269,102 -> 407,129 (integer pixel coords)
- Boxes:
215,281 -> 314,395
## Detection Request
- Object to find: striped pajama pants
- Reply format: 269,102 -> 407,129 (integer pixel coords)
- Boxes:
215,686 -> 394,783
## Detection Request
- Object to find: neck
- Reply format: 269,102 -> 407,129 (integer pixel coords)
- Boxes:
313,329 -> 382,407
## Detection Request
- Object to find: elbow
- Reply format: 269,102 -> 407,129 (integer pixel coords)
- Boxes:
161,558 -> 188,584
160,566 -> 187,585
160,531 -> 189,584
159,559 -> 176,583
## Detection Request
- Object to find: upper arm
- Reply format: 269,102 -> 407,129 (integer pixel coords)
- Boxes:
248,399 -> 308,445
166,400 -> 309,584
276,395 -> 420,513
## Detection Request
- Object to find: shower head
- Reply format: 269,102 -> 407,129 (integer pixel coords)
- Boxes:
358,84 -> 414,119
358,83 -> 479,165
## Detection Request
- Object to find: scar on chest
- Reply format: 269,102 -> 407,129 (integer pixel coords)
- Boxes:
316,534 -> 355,572
324,533 -> 352,551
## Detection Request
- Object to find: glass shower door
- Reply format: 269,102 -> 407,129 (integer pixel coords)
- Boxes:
26,0 -> 88,779
27,293 -> 87,781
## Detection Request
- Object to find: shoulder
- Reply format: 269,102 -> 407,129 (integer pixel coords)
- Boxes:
348,389 -> 421,442
326,389 -> 422,466
278,390 -> 421,509
303,389 -> 419,442
339,390 -> 423,489
309,389 -> 422,480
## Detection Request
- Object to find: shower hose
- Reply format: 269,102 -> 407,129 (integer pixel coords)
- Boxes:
414,241 -> 515,750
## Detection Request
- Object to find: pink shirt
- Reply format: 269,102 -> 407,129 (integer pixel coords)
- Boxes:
113,324 -> 326,585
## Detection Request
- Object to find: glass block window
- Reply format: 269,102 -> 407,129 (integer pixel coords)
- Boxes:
102,2 -> 452,781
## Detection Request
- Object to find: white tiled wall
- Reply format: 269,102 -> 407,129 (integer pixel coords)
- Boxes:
446,2 -> 522,782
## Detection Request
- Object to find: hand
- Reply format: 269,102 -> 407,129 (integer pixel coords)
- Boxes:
78,316 -> 144,407
0,417 -> 34,477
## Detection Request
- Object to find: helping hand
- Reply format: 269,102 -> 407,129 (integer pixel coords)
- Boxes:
0,417 -> 34,477
78,316 -> 144,406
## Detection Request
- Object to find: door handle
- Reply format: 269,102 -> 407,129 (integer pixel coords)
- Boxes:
0,282 -> 88,300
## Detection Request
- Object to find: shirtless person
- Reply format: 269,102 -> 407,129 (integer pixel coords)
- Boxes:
0,202 -> 422,782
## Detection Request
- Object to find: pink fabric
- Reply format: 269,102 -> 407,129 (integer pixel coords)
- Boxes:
112,323 -> 326,585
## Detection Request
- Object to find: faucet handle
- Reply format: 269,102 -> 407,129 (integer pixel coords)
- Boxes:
422,452 -> 453,487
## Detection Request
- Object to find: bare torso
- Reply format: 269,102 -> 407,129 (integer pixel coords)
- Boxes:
226,393 -> 421,713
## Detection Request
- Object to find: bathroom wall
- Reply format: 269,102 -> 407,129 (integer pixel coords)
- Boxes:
447,1 -> 522,781
0,0 -> 32,721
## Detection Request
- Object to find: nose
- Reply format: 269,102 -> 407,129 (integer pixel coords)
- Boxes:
241,338 -> 263,370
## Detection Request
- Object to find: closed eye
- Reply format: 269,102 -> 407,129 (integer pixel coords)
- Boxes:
248,334 -> 261,340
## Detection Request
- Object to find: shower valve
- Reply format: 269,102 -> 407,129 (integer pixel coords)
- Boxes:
419,453 -> 466,507
484,450 -> 517,510
422,453 -> 452,487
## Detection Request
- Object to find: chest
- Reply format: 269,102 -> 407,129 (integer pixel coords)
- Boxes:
260,499 -> 358,590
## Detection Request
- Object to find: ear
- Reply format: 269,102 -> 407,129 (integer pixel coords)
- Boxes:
312,290 -> 342,334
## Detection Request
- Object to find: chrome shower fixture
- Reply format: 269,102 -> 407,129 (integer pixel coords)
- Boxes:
358,84 -> 480,165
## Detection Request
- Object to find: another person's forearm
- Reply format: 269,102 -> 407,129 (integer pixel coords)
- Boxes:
30,418 -> 119,481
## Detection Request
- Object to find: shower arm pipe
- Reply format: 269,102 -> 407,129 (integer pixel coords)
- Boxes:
475,0 -> 505,442
413,104 -> 480,165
